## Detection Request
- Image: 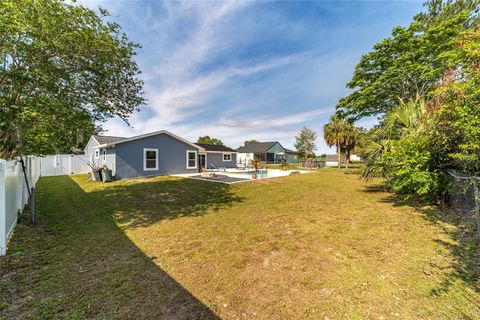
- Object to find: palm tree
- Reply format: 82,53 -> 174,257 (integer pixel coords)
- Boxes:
360,97 -> 426,180
383,98 -> 425,137
324,116 -> 348,169
341,123 -> 361,170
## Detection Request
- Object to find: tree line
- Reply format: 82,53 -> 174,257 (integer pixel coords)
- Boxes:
0,0 -> 144,159
327,0 -> 480,200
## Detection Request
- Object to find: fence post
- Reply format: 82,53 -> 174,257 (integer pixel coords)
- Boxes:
474,180 -> 480,242
0,160 -> 6,255
31,187 -> 36,224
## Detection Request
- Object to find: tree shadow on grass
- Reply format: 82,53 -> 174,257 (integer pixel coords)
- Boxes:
363,183 -> 480,296
88,175 -> 244,229
0,175 -> 243,319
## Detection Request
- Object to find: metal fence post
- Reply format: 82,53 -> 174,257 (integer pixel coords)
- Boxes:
474,180 -> 480,242
31,187 -> 36,224
0,160 -> 6,255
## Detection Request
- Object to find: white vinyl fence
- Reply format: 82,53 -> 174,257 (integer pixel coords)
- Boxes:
40,154 -> 90,177
0,156 -> 41,255
0,154 -> 91,255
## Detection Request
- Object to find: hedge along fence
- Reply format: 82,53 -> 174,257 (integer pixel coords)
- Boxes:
0,157 -> 41,255
0,154 -> 91,255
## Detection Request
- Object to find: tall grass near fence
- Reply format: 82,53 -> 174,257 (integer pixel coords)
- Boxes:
0,157 -> 41,255
0,154 -> 91,256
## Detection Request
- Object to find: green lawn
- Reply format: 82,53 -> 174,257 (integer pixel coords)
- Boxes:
1,171 -> 479,319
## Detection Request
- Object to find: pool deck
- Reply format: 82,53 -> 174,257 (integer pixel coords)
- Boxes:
172,169 -> 313,184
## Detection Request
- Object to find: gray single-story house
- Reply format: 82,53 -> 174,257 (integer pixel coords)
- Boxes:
236,141 -> 299,164
84,131 -> 237,179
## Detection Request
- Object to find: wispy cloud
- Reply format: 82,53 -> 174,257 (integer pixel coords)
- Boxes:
141,54 -> 303,130
156,108 -> 331,149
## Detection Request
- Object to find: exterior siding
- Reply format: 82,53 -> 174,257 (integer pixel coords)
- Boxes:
266,142 -> 285,154
98,147 -> 116,175
286,153 -> 299,163
84,136 -> 100,162
114,134 -> 200,179
350,154 -> 362,161
237,152 -> 253,165
325,161 -> 338,167
205,152 -> 237,169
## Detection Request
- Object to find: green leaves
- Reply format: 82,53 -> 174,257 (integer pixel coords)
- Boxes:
336,2 -> 476,119
386,136 -> 439,197
343,1 -> 480,200
0,0 -> 145,158
294,126 -> 317,160
196,136 -> 224,146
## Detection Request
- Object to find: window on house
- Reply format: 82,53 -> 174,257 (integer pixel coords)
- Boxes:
103,149 -> 107,162
95,150 -> 99,159
223,153 -> 232,161
143,148 -> 158,170
186,150 -> 197,169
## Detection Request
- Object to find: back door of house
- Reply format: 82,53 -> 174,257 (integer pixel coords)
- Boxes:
199,154 -> 206,168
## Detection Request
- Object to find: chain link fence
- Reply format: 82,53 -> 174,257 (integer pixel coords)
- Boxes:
448,170 -> 480,240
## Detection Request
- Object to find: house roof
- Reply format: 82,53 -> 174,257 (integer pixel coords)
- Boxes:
237,142 -> 279,153
326,154 -> 346,161
284,148 -> 298,154
93,135 -> 126,145
92,130 -> 204,151
195,143 -> 237,153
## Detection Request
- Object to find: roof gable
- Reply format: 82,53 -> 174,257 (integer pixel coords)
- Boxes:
237,142 -> 278,153
93,135 -> 126,145
265,142 -> 285,154
326,154 -> 346,161
92,130 -> 203,151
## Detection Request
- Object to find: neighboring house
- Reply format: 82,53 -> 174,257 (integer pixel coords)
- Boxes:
84,131 -> 237,179
325,154 -> 342,167
325,154 -> 361,167
284,148 -> 299,163
195,143 -> 237,170
350,154 -> 362,162
237,142 -> 299,164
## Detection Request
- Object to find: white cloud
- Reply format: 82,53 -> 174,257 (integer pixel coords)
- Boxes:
154,1 -> 251,80
140,54 -> 303,131
87,1 -> 333,151
104,107 -> 330,151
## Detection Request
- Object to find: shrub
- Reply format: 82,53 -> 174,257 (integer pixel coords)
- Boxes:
385,136 -> 440,198
279,162 -> 291,171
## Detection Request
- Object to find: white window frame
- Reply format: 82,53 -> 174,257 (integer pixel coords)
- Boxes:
222,153 -> 232,162
143,148 -> 158,171
186,150 -> 198,169
103,149 -> 107,162
94,150 -> 99,159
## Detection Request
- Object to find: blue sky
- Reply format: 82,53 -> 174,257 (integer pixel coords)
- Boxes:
82,0 -> 423,153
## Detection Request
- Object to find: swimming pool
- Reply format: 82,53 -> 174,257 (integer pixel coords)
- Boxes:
245,170 -> 269,178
